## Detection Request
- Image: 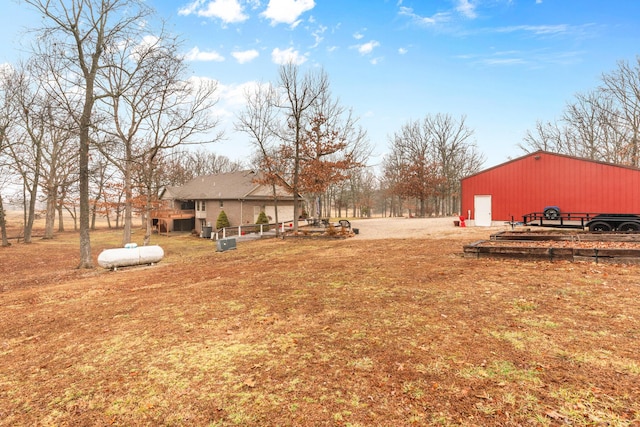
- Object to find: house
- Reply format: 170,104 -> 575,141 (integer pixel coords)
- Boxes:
460,150 -> 640,225
152,170 -> 299,234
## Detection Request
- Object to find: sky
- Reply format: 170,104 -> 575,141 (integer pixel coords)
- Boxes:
2,0 -> 640,171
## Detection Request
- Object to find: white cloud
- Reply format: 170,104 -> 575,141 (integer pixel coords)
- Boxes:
178,0 -> 204,16
262,0 -> 315,26
126,35 -> 161,61
353,31 -> 364,40
356,40 -> 380,55
185,46 -> 225,62
311,25 -> 327,48
456,48 -> 583,68
456,0 -> 477,19
271,47 -> 308,65
398,6 -> 451,26
219,80 -> 263,107
0,62 -> 14,79
495,24 -> 570,35
179,0 -> 248,24
482,57 -> 526,66
398,47 -> 408,55
232,49 -> 260,64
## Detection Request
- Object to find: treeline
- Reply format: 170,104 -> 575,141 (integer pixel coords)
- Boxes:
4,1 -> 636,266
520,57 -> 640,166
0,0 -> 222,261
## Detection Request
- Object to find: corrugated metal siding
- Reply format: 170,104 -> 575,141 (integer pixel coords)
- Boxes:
461,152 -> 640,221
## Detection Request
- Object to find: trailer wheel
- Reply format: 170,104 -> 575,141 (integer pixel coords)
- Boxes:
617,222 -> 640,232
544,207 -> 559,220
588,221 -> 612,232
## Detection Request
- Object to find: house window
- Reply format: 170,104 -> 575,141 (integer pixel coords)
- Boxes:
219,200 -> 224,208
201,201 -> 206,211
180,200 -> 195,210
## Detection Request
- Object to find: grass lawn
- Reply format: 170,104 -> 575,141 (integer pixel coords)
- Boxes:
1,227 -> 639,426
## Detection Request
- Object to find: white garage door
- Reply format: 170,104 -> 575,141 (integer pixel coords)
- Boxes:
264,205 -> 294,223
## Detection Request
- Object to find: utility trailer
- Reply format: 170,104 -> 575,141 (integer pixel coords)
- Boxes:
522,211 -> 598,229
523,208 -> 640,232
584,214 -> 640,232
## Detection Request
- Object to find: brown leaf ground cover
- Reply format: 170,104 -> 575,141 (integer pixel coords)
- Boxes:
1,222 -> 640,426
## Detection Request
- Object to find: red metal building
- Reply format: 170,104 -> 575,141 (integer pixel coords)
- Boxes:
460,150 -> 640,225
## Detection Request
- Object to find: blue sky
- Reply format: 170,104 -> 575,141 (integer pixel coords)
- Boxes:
2,0 -> 640,170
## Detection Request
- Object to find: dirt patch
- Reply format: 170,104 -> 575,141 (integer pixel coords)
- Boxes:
1,219 -> 639,426
350,216 -> 507,240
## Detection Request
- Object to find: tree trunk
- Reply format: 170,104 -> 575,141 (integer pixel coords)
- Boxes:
0,193 -> 10,247
23,156 -> 41,243
57,200 -> 65,232
271,184 -> 280,238
78,105 -> 93,268
122,144 -> 133,245
43,187 -> 56,239
143,194 -> 152,246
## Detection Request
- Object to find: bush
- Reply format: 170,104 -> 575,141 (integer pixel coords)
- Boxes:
325,223 -> 337,236
216,210 -> 230,229
255,211 -> 270,231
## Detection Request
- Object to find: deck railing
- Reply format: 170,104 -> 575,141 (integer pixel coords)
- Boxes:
211,220 -> 295,240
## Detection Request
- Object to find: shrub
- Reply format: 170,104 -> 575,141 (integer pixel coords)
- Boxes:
216,210 -> 230,229
255,211 -> 270,231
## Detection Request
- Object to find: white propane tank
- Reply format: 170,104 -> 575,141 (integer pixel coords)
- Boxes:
98,245 -> 164,270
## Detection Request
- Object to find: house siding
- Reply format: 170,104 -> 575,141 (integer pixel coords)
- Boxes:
195,200 -> 297,232
154,171 -> 300,233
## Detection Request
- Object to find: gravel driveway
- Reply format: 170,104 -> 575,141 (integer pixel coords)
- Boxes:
349,216 -> 507,240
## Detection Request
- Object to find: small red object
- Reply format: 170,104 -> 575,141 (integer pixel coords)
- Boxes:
459,216 -> 466,227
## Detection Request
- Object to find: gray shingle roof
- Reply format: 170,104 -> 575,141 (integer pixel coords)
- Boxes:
162,170 -> 294,200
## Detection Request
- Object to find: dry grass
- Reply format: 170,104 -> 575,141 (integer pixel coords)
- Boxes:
0,223 -> 639,426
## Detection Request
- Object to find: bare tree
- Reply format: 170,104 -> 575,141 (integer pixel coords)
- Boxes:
520,120 -> 566,154
427,114 -> 484,215
385,114 -> 483,217
236,82 -> 286,235
276,64 -> 329,230
3,61 -> 52,243
562,92 -> 608,160
24,0 -> 153,267
299,89 -> 370,218
598,58 -> 640,167
0,67 -> 17,247
158,148 -> 243,186
521,57 -> 640,168
386,119 -> 441,216
89,152 -> 120,229
381,148 -> 406,217
342,167 -> 377,218
94,25 -> 221,245
238,65 -> 368,229
181,148 -> 243,178
520,92 -> 616,162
